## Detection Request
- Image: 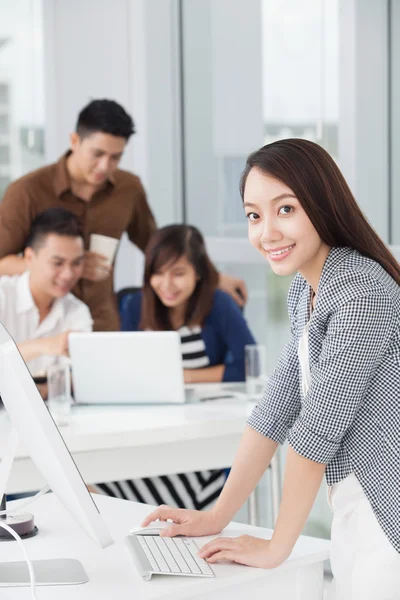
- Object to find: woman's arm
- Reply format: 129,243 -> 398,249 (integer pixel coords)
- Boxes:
184,364 -> 224,383
269,447 -> 326,558
142,425 -> 278,537
199,445 -> 326,567
212,426 -> 278,525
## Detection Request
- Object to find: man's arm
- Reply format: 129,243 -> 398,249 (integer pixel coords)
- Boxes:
17,332 -> 70,363
126,177 -> 157,251
0,255 -> 27,276
218,273 -> 248,307
0,180 -> 36,274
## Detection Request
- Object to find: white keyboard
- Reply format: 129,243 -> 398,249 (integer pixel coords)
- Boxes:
126,533 -> 215,582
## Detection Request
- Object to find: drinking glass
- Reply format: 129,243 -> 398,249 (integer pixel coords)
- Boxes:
47,361 -> 72,426
245,344 -> 267,398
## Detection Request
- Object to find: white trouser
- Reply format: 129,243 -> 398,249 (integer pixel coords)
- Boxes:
329,473 -> 400,600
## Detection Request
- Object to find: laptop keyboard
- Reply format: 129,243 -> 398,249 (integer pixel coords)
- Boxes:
127,534 -> 215,580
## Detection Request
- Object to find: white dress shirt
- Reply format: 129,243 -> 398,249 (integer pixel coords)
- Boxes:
0,271 -> 93,375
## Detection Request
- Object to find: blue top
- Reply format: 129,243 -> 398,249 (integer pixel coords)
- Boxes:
120,289 -> 256,382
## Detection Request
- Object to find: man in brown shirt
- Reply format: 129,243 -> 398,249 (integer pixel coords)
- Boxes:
0,100 -> 156,330
0,99 -> 246,331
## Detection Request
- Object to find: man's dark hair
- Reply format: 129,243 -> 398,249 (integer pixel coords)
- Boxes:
76,99 -> 135,140
25,208 -> 83,251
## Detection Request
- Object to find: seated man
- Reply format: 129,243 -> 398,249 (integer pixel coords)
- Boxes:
0,99 -> 247,332
0,207 -> 92,392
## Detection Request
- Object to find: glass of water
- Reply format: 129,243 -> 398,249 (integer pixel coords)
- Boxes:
245,344 -> 267,399
47,361 -> 72,426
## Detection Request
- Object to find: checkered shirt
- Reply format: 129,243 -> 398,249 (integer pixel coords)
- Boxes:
248,247 -> 400,552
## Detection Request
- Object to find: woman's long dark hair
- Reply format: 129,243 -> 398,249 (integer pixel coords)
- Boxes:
240,139 -> 400,285
140,224 -> 219,331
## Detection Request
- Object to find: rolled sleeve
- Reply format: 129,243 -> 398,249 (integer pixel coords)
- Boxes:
0,182 -> 35,256
247,331 -> 301,444
287,289 -> 395,463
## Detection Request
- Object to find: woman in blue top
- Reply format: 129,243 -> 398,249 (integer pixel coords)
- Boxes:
142,140 -> 400,600
94,224 -> 255,509
121,224 -> 255,383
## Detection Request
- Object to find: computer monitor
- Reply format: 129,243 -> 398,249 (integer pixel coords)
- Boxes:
0,322 -> 113,585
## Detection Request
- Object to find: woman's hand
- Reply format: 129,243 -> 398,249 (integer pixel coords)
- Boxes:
198,535 -> 288,569
141,505 -> 225,538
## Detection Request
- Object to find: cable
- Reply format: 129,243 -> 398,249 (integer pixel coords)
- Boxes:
0,486 -> 50,517
0,486 -> 50,597
0,521 -> 37,599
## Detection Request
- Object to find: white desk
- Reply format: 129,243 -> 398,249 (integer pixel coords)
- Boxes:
1,493 -> 330,599
0,395 -> 254,495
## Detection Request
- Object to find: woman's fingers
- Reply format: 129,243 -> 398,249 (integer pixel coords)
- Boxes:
160,522 -> 189,537
141,505 -> 178,527
206,550 -> 236,564
198,537 -> 236,558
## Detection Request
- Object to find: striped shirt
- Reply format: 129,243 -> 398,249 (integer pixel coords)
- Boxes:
93,324 -> 226,509
179,325 -> 210,369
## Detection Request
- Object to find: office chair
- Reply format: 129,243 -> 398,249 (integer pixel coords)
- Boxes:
117,287 -> 142,316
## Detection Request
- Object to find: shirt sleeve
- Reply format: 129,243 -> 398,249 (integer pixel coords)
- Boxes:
247,329 -> 301,444
215,293 -> 256,382
64,301 -> 93,333
126,178 -> 157,252
0,181 -> 35,256
0,283 -> 7,323
287,289 -> 395,464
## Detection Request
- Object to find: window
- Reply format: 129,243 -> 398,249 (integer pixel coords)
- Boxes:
0,0 -> 45,192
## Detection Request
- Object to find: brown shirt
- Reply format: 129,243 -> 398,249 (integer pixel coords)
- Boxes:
0,153 -> 157,331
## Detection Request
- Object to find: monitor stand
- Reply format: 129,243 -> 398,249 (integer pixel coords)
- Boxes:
0,428 -> 88,587
0,494 -> 38,540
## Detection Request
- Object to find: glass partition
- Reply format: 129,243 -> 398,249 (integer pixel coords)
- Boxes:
0,0 -> 45,200
181,0 -> 339,535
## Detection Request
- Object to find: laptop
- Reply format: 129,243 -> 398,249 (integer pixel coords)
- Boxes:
69,331 -> 186,405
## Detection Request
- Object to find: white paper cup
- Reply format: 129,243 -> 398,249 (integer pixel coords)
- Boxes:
89,234 -> 119,266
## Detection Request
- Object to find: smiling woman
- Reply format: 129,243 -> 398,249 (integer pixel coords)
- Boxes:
243,172 -> 330,289
141,139 -> 400,600
92,223 -> 256,511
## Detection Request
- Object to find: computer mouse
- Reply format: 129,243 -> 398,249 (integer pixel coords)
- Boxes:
129,520 -> 172,535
